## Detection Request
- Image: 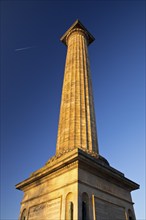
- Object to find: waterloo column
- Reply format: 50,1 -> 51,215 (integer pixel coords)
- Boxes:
56,20 -> 99,154
16,20 -> 139,220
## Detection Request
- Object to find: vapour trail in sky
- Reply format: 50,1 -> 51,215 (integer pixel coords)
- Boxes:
15,46 -> 35,52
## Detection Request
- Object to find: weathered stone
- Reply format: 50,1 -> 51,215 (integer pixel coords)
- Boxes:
16,20 -> 139,220
56,20 -> 98,154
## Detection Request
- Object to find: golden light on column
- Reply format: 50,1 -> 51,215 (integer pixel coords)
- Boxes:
56,20 -> 99,154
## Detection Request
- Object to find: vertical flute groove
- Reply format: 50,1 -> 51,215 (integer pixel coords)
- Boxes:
56,23 -> 99,155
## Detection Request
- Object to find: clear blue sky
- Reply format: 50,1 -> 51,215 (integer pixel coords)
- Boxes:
1,1 -> 145,219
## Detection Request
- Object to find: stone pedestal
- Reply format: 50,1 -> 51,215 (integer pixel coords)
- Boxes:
16,149 -> 138,220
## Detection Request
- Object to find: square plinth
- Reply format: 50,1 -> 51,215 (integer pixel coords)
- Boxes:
16,148 -> 139,220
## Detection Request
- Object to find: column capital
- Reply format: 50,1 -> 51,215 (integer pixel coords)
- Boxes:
60,20 -> 95,46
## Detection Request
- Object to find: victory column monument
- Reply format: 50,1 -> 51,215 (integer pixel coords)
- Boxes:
16,20 -> 139,220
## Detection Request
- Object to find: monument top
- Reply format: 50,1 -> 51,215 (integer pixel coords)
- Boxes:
60,19 -> 95,46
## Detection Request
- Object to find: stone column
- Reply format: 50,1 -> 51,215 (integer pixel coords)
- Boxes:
56,20 -> 99,155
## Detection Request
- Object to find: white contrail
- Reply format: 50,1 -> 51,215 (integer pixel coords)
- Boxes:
15,46 -> 34,52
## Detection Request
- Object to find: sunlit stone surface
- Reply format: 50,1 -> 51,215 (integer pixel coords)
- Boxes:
16,20 -> 139,220
56,22 -> 98,154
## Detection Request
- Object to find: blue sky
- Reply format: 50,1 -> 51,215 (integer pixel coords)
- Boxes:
1,1 -> 145,219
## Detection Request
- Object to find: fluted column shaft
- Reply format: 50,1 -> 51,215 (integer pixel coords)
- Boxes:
56,28 -> 98,154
